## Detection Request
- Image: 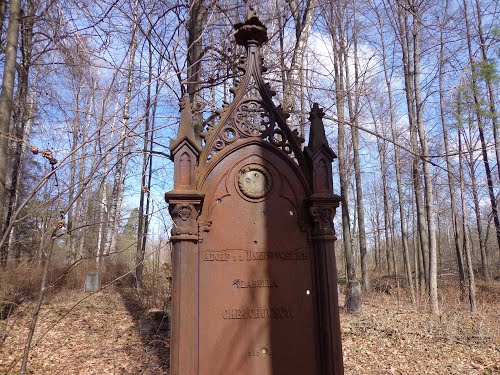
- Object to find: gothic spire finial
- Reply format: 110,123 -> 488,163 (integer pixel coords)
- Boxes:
169,94 -> 200,155
307,103 -> 335,158
234,8 -> 268,47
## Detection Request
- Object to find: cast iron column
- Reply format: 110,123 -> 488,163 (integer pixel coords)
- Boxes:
165,96 -> 204,375
305,103 -> 344,375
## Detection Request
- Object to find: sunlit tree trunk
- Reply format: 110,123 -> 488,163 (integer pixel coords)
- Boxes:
328,0 -> 360,312
103,0 -> 140,259
344,0 -> 369,291
411,2 -> 439,314
458,121 -> 476,313
463,0 -> 498,273
438,6 -> 466,297
0,0 -> 21,267
283,0 -> 317,134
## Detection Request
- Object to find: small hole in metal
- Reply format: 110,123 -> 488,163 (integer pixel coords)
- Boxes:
306,290 -> 311,295
253,240 -> 258,244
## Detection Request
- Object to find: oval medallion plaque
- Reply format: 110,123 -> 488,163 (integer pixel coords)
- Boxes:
237,164 -> 272,200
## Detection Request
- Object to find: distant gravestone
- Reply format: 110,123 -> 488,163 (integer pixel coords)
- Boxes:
165,10 -> 344,375
84,272 -> 101,293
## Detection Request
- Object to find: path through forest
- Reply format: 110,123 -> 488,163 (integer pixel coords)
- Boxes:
1,282 -> 499,374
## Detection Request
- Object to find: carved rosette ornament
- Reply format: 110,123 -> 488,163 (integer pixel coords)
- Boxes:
237,164 -> 272,200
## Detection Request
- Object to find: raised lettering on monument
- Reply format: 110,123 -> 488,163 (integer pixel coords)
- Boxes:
232,279 -> 278,289
200,249 -> 310,262
222,306 -> 294,320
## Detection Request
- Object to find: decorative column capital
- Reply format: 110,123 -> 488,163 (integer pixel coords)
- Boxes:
165,191 -> 204,242
307,194 -> 341,240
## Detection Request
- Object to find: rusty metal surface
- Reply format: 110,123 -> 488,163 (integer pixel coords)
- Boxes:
165,10 -> 343,375
198,148 -> 318,375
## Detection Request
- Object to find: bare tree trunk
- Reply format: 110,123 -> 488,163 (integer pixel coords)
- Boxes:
283,0 -> 317,133
473,0 -> 499,180
458,126 -> 476,313
369,104 -> 392,277
345,0 -> 369,291
103,0 -> 140,258
67,84 -> 82,263
135,28 -> 157,290
96,162 -> 108,263
329,1 -> 360,312
463,0 -> 499,270
0,0 -> 21,267
0,0 -> 6,49
438,7 -> 466,296
4,0 -> 37,265
186,0 -> 207,142
395,0 -> 430,294
411,3 -> 439,314
373,3 -> 415,301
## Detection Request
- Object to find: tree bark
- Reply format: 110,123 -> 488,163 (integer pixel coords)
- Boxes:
0,0 -> 21,267
186,0 -> 207,142
3,0 -> 38,265
438,7 -> 466,297
412,0 -> 439,314
458,125 -> 476,313
395,0 -> 430,295
328,0 -> 360,313
103,0 -> 140,259
283,0 -> 317,133
473,0 -> 500,181
463,0 -> 500,268
373,3 -> 415,301
344,0 -> 369,291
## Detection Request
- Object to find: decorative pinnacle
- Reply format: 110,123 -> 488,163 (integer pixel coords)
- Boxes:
308,103 -> 332,155
234,7 -> 268,47
170,94 -> 200,154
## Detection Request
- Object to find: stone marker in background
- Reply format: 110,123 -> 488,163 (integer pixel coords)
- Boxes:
165,9 -> 344,375
84,272 -> 101,293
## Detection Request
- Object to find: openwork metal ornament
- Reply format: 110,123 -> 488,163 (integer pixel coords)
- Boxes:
199,11 -> 306,169
237,164 -> 272,200
205,99 -> 299,164
235,100 -> 270,136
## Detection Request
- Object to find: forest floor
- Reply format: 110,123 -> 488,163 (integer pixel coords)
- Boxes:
0,279 -> 499,374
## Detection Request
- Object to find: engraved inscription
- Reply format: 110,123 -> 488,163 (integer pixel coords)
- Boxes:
201,252 -> 230,261
249,347 -> 272,357
201,249 -> 310,262
245,250 -> 309,261
232,279 -> 278,289
222,307 -> 294,320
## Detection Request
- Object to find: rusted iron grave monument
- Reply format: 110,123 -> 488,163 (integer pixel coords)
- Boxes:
165,11 -> 344,375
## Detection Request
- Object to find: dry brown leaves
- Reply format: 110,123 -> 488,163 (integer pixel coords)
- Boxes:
0,287 -> 166,374
0,280 -> 498,374
341,281 -> 500,374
